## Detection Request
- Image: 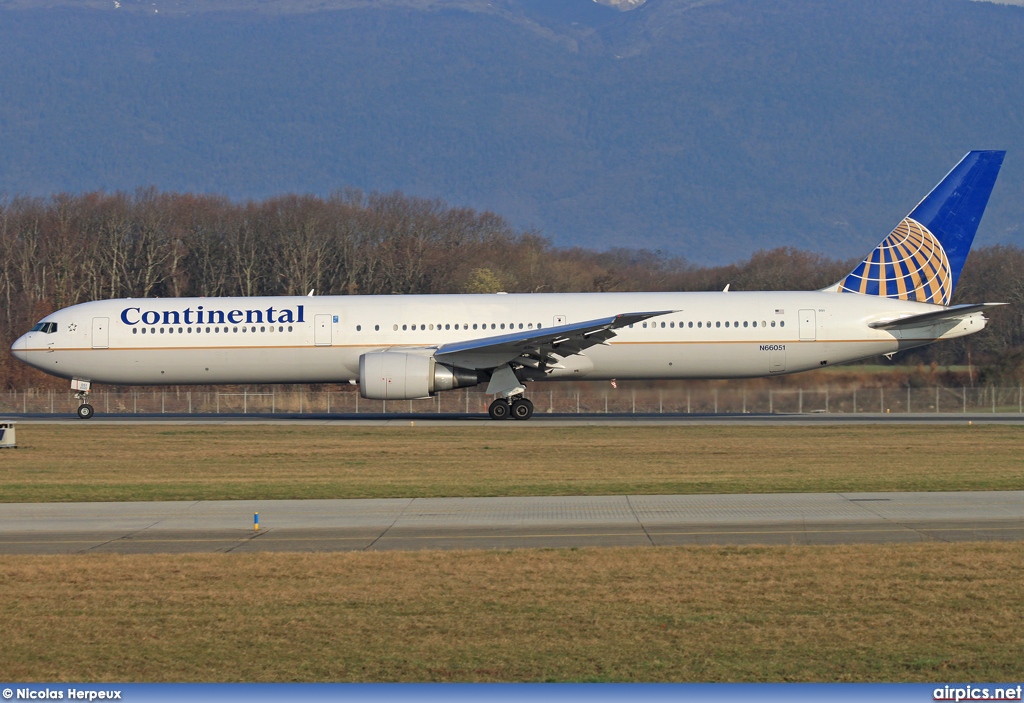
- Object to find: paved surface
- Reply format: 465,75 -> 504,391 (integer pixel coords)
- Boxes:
2,492 -> 1021,554
3,412 -> 1024,425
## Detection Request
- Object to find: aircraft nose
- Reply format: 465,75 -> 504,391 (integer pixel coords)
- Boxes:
12,333 -> 28,362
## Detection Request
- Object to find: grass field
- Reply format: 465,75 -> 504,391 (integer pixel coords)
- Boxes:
2,542 -> 1022,682
1,425 -> 1023,502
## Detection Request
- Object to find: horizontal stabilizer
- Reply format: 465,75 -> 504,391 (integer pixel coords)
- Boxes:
868,303 -> 1005,330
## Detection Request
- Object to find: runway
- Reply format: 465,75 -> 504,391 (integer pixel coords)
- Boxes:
4,411 -> 1024,425
2,491 -> 1021,554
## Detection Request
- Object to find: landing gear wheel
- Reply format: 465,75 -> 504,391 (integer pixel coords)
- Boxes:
77,403 -> 95,420
488,398 -> 511,420
511,398 -> 534,421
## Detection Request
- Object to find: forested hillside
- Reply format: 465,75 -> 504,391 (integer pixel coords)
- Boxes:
2,190 -> 1022,389
0,0 -> 1022,261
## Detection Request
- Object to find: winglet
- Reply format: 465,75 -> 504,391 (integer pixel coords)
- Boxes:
838,150 -> 1005,305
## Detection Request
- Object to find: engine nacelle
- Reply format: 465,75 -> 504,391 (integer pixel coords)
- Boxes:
359,352 -> 482,399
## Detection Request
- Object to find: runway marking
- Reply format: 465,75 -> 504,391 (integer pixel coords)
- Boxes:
4,524 -> 1023,547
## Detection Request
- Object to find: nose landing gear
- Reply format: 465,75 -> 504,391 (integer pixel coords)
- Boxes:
488,396 -> 534,421
71,378 -> 94,420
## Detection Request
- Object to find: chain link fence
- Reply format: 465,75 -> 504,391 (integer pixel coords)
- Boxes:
3,383 -> 1023,415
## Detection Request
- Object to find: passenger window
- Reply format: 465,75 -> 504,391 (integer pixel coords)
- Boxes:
688,322 -> 693,328
374,325 -> 379,332
402,325 -> 407,331
491,324 -> 496,329
261,326 -> 266,332
716,322 -> 721,328
288,326 -> 293,332
537,323 -> 542,329
724,322 -> 729,328
445,324 -> 450,330
697,322 -> 702,328
771,321 -> 776,327
780,321 -> 785,327
393,324 -> 398,331
519,323 -> 523,329
528,323 -> 533,329
133,328 -> 138,334
643,322 -> 647,328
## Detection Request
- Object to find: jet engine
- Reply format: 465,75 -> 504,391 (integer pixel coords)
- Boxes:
359,352 -> 482,399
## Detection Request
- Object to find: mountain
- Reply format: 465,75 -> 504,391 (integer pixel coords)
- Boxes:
0,0 -> 1022,263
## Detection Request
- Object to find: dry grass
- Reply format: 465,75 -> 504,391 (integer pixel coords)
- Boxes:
2,425 -> 1023,502
1,542 -> 1022,682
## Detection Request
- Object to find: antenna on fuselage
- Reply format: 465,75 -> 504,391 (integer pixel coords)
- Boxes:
307,289 -> 315,297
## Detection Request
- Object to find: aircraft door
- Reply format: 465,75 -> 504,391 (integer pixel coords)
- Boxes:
769,348 -> 786,373
799,309 -> 816,341
92,317 -> 109,349
314,314 -> 332,346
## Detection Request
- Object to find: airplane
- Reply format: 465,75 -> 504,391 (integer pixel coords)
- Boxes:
11,150 -> 1006,420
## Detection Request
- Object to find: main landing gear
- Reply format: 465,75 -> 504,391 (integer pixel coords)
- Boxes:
488,396 -> 534,421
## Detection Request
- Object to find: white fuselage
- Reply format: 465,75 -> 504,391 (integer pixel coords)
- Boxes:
11,290 -> 986,387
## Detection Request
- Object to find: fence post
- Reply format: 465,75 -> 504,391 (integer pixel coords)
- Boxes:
355,392 -> 359,414
687,389 -> 691,414
465,388 -> 469,414
825,388 -> 829,413
880,388 -> 884,414
576,391 -> 580,415
23,390 -> 26,414
188,391 -> 192,414
604,392 -> 608,414
134,391 -> 138,414
49,389 -> 53,415
742,388 -> 747,414
853,389 -> 857,414
550,389 -> 554,413
769,389 -> 773,414
631,390 -> 635,414
106,391 -> 110,414
216,393 -> 219,414
798,388 -> 802,414
935,387 -> 939,413
244,390 -> 248,414
161,390 -> 165,414
907,386 -> 910,413
272,390 -> 276,414
658,390 -> 662,414
962,386 -> 966,414
992,385 -> 996,413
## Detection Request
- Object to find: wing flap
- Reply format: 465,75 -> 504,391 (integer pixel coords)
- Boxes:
434,310 -> 672,370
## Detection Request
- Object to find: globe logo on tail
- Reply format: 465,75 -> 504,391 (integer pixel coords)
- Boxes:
839,217 -> 952,305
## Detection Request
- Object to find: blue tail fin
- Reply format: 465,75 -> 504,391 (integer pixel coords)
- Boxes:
838,150 -> 1005,305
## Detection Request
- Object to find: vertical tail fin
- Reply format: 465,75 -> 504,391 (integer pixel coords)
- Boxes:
837,150 -> 1005,305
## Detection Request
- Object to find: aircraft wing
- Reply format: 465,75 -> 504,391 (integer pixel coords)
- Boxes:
434,311 -> 672,370
868,303 -> 1006,330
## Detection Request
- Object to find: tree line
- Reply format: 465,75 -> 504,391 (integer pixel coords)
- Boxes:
2,188 -> 1022,389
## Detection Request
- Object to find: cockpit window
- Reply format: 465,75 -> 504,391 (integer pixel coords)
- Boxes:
31,322 -> 58,334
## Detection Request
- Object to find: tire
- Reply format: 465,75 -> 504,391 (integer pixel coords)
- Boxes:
77,403 -> 95,420
511,398 -> 534,421
488,399 -> 511,420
